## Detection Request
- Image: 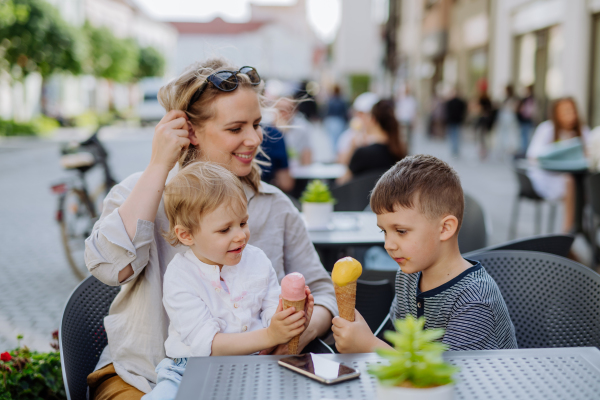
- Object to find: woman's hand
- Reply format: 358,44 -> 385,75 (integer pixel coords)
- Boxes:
150,110 -> 191,171
267,299 -> 306,346
303,286 -> 314,329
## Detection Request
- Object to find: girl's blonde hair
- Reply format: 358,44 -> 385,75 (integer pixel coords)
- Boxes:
162,161 -> 247,246
157,58 -> 266,193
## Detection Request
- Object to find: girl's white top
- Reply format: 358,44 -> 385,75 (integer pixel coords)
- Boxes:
526,120 -> 590,200
163,246 -> 280,358
84,166 -> 337,393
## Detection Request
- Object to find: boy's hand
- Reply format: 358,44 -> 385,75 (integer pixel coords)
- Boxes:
332,310 -> 377,353
267,299 -> 306,346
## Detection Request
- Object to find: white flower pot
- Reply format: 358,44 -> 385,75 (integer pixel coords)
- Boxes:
376,382 -> 454,400
302,202 -> 333,230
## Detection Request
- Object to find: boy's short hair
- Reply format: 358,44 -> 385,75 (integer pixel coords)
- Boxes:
370,154 -> 464,229
163,162 -> 247,246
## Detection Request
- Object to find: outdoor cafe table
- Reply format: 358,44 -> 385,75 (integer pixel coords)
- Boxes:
304,212 -> 384,270
175,347 -> 600,400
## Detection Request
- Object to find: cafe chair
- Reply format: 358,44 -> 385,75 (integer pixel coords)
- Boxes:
60,275 -> 120,400
588,173 -> 600,267
509,161 -> 558,239
458,194 -> 489,254
331,171 -> 385,212
468,250 -> 600,348
463,233 -> 575,259
355,279 -> 395,333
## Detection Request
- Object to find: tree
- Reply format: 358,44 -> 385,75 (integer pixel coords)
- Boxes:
137,46 -> 165,79
83,23 -> 139,83
0,0 -> 84,78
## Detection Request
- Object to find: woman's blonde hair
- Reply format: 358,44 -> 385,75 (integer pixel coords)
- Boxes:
162,161 -> 247,246
157,58 -> 266,192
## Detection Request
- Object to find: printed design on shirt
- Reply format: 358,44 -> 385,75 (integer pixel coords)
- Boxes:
210,281 -> 222,290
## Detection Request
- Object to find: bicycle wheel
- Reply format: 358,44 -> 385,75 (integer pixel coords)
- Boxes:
60,188 -> 96,280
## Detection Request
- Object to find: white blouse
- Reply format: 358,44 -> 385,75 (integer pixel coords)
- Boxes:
163,246 -> 281,358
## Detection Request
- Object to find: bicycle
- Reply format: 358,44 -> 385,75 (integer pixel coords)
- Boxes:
50,127 -> 117,280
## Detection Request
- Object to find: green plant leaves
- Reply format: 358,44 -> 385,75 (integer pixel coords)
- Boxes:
368,315 -> 459,388
299,180 -> 336,203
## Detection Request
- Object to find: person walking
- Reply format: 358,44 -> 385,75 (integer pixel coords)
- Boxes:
444,89 -> 467,158
474,85 -> 496,160
395,85 -> 417,152
517,85 -> 537,155
496,85 -> 519,159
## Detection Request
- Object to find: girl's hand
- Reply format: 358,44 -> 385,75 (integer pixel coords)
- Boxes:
267,299 -> 306,346
303,286 -> 314,329
150,110 -> 191,170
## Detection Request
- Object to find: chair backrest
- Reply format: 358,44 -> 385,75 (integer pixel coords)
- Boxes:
331,171 -> 384,212
457,194 -> 488,253
467,250 -> 600,348
588,173 -> 600,217
355,279 -> 395,332
513,159 -> 543,200
60,276 -> 120,400
463,234 -> 575,259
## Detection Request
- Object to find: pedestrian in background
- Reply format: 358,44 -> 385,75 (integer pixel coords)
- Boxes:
338,99 -> 406,184
258,126 -> 294,193
517,85 -> 537,155
275,97 -> 313,167
527,97 -> 589,232
395,85 -> 417,152
496,84 -> 519,159
323,85 -> 348,149
474,81 -> 496,160
444,89 -> 467,158
337,92 -> 380,165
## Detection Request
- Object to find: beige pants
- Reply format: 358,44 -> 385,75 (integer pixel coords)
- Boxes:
87,364 -> 144,400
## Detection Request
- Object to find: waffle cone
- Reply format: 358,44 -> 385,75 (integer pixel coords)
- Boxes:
334,281 -> 357,322
282,297 -> 306,355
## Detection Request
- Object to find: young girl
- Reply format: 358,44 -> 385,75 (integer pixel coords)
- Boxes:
142,162 -> 314,400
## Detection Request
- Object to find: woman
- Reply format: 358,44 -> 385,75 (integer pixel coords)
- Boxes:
84,59 -> 337,400
527,97 -> 590,232
339,99 -> 406,184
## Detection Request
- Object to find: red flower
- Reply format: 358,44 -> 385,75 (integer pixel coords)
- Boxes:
0,352 -> 11,362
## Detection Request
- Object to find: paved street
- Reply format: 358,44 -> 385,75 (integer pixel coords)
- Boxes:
0,126 -> 586,352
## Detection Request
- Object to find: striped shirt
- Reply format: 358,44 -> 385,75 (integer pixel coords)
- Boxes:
390,260 -> 518,351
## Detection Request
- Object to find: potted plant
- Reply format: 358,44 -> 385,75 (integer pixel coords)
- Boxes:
300,180 -> 336,230
368,316 -> 459,400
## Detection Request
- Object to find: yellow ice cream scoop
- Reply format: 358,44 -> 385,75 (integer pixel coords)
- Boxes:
332,257 -> 363,287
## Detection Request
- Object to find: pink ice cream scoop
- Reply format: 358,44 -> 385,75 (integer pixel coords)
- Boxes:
281,272 -> 306,301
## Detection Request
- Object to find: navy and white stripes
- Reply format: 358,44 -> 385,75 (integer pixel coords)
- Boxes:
390,260 -> 518,351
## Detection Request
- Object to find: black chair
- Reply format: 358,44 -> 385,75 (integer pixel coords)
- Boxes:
60,276 -> 120,400
331,171 -> 384,212
468,250 -> 600,348
588,173 -> 600,267
509,160 -> 558,239
355,279 -> 395,333
457,194 -> 489,254
463,234 -> 575,259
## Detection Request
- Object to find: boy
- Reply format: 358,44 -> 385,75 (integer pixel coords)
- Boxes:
332,155 -> 517,352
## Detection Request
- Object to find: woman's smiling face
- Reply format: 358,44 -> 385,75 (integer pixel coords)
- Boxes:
192,88 -> 263,177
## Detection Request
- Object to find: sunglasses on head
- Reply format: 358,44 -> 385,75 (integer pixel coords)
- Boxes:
187,66 -> 261,110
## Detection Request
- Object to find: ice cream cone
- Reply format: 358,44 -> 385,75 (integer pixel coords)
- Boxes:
334,280 -> 357,321
282,297 -> 306,355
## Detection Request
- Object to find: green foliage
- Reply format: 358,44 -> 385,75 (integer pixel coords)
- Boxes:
300,180 -> 336,203
0,0 -> 84,78
368,316 -> 459,388
0,116 -> 59,136
349,75 -> 371,100
0,335 -> 66,400
83,23 -> 139,83
137,46 -> 165,79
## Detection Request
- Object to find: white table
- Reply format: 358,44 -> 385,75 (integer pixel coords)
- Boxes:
305,212 -> 383,247
290,163 -> 347,180
176,347 -> 600,400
